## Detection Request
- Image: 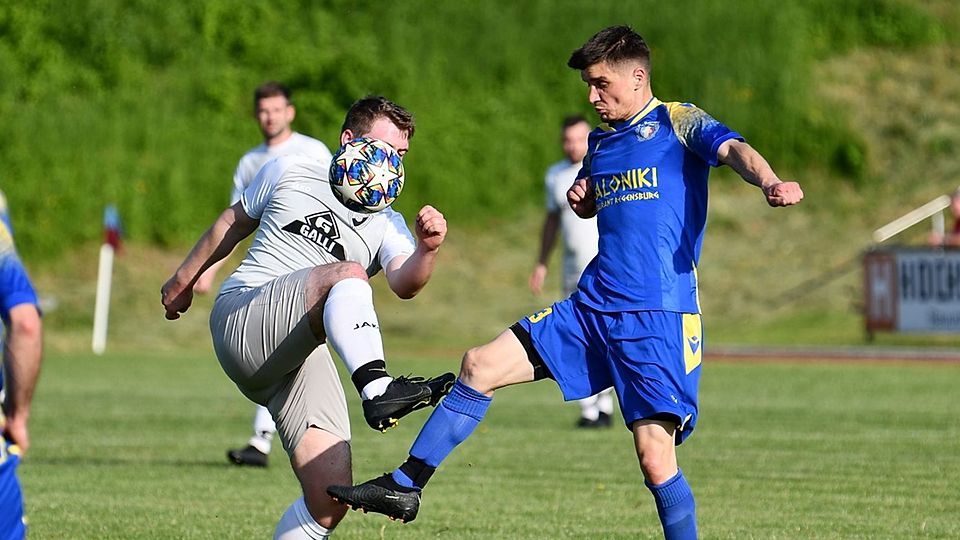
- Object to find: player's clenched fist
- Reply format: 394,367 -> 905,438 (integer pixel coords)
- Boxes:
415,205 -> 447,252
567,177 -> 597,218
763,181 -> 804,207
161,275 -> 194,320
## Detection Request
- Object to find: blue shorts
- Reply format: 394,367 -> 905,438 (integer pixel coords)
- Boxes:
0,442 -> 26,540
516,296 -> 703,443
0,258 -> 39,322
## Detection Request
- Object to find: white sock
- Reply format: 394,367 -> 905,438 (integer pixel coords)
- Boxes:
597,388 -> 615,415
322,278 -> 391,399
248,405 -> 276,454
273,497 -> 333,539
578,394 -> 600,421
359,377 -> 391,400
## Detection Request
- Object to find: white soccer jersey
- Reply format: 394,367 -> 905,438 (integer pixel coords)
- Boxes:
544,159 -> 599,293
220,155 -> 416,294
231,133 -> 333,204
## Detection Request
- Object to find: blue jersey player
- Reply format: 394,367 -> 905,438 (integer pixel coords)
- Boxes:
329,26 -> 804,539
0,190 -> 43,540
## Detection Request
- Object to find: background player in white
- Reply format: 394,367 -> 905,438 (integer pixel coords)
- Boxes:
195,81 -> 332,293
196,82 -> 334,468
528,114 -> 614,428
162,96 -> 453,539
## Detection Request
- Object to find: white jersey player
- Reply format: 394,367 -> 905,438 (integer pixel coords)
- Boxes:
529,115 -> 613,428
162,96 -> 454,540
195,82 -> 333,295
201,83 -> 333,468
221,153 -> 416,294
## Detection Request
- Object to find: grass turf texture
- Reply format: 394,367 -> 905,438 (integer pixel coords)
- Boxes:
20,351 -> 959,539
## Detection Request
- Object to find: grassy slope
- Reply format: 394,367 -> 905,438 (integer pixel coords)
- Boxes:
20,350 -> 960,539
1,0 -> 954,349
22,39 -> 960,351
2,0 -> 950,260
697,42 -> 960,346
36,38 -> 960,356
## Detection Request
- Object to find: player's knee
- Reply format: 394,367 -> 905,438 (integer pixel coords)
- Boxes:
637,452 -> 673,483
459,346 -> 483,379
635,440 -> 677,484
306,262 -> 368,299
459,346 -> 495,390
632,419 -> 679,482
331,261 -> 368,282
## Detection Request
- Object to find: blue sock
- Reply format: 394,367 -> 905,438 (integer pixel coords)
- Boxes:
391,380 -> 491,489
645,469 -> 698,540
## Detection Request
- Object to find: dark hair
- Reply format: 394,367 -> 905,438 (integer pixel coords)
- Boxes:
567,25 -> 650,70
562,114 -> 589,130
341,95 -> 415,139
253,81 -> 292,110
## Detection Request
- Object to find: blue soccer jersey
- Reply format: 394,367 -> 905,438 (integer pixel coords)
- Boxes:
0,192 -> 39,321
0,190 -> 34,539
575,97 -> 742,313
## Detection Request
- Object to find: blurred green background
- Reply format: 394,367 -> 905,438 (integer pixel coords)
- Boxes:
3,0 -> 960,349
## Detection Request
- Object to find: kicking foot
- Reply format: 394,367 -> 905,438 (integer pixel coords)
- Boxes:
362,373 -> 456,432
328,474 -> 421,523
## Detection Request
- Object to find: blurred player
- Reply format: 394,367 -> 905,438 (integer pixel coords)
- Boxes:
329,26 -> 804,539
528,114 -> 613,429
198,82 -> 334,468
0,190 -> 44,540
162,96 -> 454,539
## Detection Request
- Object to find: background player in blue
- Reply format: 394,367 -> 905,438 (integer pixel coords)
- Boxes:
329,26 -> 804,539
0,190 -> 44,540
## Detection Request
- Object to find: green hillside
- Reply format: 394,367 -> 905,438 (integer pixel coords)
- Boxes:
4,0 -> 960,346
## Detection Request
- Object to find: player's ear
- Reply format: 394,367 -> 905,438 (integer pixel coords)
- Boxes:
287,104 -> 296,122
632,65 -> 646,89
340,129 -> 356,146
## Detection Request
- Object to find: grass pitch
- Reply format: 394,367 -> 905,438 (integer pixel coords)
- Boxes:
20,350 -> 960,539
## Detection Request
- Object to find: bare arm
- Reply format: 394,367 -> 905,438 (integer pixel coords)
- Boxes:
384,205 -> 447,299
161,202 -> 258,319
716,139 -> 803,207
529,210 -> 560,295
2,304 -> 42,453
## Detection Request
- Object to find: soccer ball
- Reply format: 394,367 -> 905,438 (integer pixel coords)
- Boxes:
328,137 -> 404,213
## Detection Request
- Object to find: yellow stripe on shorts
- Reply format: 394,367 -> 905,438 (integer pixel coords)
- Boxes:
682,313 -> 702,374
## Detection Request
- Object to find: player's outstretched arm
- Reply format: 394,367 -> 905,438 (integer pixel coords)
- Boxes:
2,304 -> 42,454
384,205 -> 446,299
567,177 -> 598,218
717,139 -> 804,207
161,203 -> 258,320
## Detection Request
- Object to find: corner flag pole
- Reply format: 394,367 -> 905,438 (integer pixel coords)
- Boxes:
92,205 -> 123,355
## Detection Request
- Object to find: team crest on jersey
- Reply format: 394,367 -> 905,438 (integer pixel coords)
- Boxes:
281,210 -> 346,260
635,121 -> 660,141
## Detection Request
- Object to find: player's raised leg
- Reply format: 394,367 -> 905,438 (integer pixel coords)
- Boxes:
304,261 -> 454,432
634,419 -> 697,540
327,328 -> 536,522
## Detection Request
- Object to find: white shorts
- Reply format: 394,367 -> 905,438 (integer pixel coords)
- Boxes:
210,268 -> 350,456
